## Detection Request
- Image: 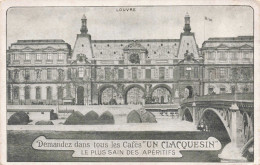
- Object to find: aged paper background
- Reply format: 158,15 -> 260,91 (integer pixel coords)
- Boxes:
0,0 -> 260,164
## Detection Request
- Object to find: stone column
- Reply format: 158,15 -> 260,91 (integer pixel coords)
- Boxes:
218,103 -> 247,162
230,103 -> 240,146
192,102 -> 196,125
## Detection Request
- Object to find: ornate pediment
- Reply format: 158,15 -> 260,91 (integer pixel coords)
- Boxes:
216,44 -> 229,50
42,46 -> 57,52
21,47 -> 34,52
239,44 -> 253,50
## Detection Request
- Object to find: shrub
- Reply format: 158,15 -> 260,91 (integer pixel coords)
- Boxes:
35,120 -> 54,125
127,110 -> 142,123
64,111 -> 87,125
98,111 -> 114,124
141,111 -> 157,123
8,111 -> 30,125
50,110 -> 58,120
85,110 -> 99,125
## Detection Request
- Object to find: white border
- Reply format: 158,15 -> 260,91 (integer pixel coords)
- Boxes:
0,0 -> 259,164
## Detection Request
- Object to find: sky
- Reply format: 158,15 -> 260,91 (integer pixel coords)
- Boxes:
7,6 -> 253,48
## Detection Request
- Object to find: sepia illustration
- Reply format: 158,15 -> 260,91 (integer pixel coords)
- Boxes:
6,6 -> 254,163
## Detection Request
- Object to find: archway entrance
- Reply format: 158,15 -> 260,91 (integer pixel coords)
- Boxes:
77,86 -> 84,105
126,87 -> 144,105
152,87 -> 171,104
101,88 -> 119,105
185,86 -> 193,98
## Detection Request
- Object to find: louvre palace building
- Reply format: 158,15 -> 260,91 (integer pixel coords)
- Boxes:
6,14 -> 254,105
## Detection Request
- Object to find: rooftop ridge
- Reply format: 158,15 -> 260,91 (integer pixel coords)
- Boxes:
17,39 -> 65,43
92,39 -> 180,43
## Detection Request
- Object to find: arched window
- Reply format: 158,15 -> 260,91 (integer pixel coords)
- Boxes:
14,70 -> 19,80
24,86 -> 30,99
36,87 -> 41,99
47,87 -> 52,100
57,86 -> 63,99
58,69 -> 64,80
13,86 -> 19,100
7,85 -> 11,101
243,87 -> 249,93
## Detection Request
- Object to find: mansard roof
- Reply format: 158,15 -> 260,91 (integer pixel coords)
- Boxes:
9,39 -> 71,52
123,41 -> 147,51
201,36 -> 253,50
91,39 -> 180,59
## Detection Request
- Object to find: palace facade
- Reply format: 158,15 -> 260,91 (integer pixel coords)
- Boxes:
6,13 -> 254,105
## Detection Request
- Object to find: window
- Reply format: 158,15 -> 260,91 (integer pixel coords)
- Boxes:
219,68 -> 226,79
118,69 -> 124,79
219,52 -> 226,61
146,69 -> 151,79
105,68 -> 111,80
230,52 -> 238,60
36,54 -> 41,60
208,52 -> 215,60
36,87 -> 41,99
220,88 -> 226,94
47,69 -> 52,80
13,86 -> 19,99
47,54 -> 52,60
194,67 -> 198,78
180,67 -> 184,78
14,54 -> 19,60
186,69 -> 191,79
47,87 -> 52,100
58,53 -> 63,60
57,86 -> 63,99
79,68 -> 84,78
208,88 -> 214,94
242,51 -> 251,61
159,67 -> 165,80
36,70 -> 41,80
24,86 -> 30,99
58,69 -> 64,80
25,54 -> 30,60
14,70 -> 19,80
132,68 -> 137,80
209,69 -> 216,80
7,85 -> 11,101
67,68 -> 72,79
243,87 -> 249,93
25,69 -> 30,81
8,70 -> 12,80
